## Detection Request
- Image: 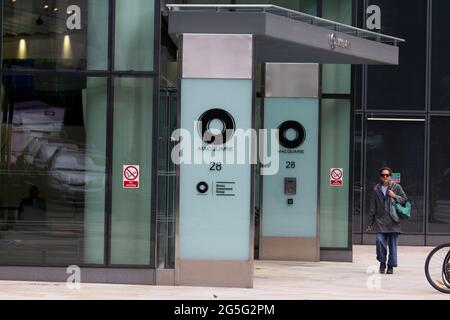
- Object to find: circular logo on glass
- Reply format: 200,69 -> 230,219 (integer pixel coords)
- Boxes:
278,121 -> 306,149
197,181 -> 209,194
198,108 -> 236,145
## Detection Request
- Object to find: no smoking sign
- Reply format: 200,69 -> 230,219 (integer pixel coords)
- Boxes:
330,168 -> 344,187
123,165 -> 140,189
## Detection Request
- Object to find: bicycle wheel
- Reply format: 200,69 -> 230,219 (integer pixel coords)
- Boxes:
425,243 -> 450,294
443,251 -> 450,288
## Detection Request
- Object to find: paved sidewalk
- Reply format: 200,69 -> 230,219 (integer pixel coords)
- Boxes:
0,246 -> 449,300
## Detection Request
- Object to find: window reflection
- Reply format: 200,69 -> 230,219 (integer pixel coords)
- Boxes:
431,1 -> 450,110
367,0 -> 427,110
429,117 -> 450,234
0,75 -> 107,265
364,119 -> 425,234
2,0 -> 109,70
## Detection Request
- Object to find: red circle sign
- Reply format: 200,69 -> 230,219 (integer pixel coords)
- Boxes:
331,169 -> 343,180
124,166 -> 139,181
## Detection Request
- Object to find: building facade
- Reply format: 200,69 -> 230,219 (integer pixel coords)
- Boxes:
0,0 -> 160,282
352,0 -> 450,247
0,0 -> 447,285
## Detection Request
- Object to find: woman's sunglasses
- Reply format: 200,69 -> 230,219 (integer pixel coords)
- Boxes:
380,174 -> 391,178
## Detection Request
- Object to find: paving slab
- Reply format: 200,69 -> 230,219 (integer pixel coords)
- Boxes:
0,246 -> 449,300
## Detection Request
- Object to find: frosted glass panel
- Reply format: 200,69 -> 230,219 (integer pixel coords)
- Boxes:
322,0 -> 352,23
115,0 -> 155,71
87,0 -> 109,70
320,99 -> 350,248
322,65 -> 351,94
111,77 -> 153,265
83,77 -> 108,264
263,98 -> 319,237
179,79 -> 252,260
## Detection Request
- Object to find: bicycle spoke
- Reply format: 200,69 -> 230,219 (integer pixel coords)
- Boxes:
425,244 -> 450,294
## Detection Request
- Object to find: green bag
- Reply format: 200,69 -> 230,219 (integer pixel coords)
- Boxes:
396,201 -> 412,220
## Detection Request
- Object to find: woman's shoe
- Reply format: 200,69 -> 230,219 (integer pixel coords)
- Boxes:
379,263 -> 386,274
386,267 -> 394,275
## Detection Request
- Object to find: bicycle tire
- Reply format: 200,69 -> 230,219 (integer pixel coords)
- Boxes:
443,250 -> 450,289
425,243 -> 450,294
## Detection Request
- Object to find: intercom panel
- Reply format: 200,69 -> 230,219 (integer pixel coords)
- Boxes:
285,178 -> 297,196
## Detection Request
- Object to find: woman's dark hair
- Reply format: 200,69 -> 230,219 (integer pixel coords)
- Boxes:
379,167 -> 393,176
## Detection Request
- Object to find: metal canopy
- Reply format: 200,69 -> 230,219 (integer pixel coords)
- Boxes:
166,4 -> 405,65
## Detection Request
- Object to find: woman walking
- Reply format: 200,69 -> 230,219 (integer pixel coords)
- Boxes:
367,167 -> 408,275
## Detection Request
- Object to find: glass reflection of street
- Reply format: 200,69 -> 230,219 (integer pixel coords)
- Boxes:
0,75 -> 107,265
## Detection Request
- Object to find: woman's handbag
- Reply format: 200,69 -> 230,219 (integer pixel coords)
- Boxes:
388,184 -> 411,222
396,201 -> 412,220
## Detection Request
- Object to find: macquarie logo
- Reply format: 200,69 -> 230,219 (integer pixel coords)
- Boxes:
329,33 -> 351,50
277,120 -> 306,154
197,108 -> 236,146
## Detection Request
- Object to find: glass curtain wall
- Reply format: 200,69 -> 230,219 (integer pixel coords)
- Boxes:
0,0 -> 159,267
429,117 -> 450,234
428,1 -> 450,239
431,1 -> 450,111
354,0 -> 450,245
366,0 -> 427,110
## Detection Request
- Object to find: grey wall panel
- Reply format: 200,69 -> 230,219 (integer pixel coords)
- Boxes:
425,236 -> 450,247
265,63 -> 319,98
0,267 -> 155,285
182,33 -> 253,79
320,250 -> 353,262
352,233 -> 363,245
169,12 -> 265,35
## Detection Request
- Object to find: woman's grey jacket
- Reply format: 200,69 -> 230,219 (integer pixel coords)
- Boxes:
368,181 -> 408,233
